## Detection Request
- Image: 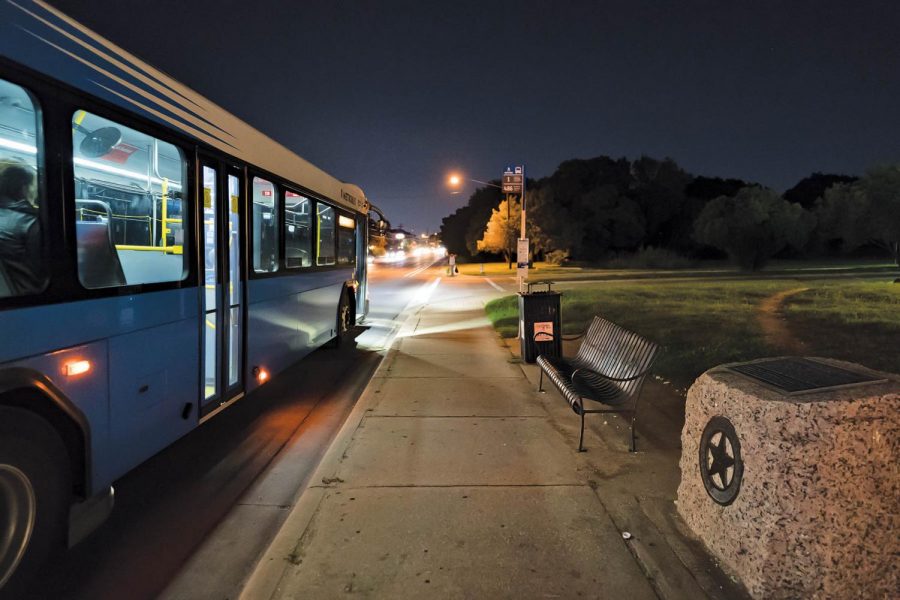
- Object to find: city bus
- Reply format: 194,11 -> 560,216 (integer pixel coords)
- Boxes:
0,0 -> 369,590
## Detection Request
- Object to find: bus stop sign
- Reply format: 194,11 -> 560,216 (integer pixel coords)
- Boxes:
502,165 -> 524,194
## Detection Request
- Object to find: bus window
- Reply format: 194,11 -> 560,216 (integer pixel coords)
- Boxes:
252,177 -> 278,273
317,203 -> 336,266
284,191 -> 311,268
337,213 -> 356,265
0,78 -> 46,298
71,110 -> 187,288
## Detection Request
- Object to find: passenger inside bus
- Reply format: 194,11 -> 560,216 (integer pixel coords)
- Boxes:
0,160 -> 42,296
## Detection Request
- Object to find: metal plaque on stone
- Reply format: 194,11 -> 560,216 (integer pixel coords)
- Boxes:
728,357 -> 885,395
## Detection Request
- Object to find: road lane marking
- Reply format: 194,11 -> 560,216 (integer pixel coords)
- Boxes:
357,276 -> 442,351
485,277 -> 505,292
403,257 -> 440,278
412,276 -> 442,305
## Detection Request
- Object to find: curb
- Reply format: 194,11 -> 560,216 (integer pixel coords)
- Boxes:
238,288 -> 432,600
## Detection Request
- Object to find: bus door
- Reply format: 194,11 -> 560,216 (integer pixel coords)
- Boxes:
200,159 -> 245,417
357,216 -> 368,317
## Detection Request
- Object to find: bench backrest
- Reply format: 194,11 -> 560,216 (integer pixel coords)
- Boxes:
576,316 -> 660,396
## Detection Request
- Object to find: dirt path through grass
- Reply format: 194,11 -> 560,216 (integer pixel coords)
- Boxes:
487,278 -> 898,385
756,287 -> 809,353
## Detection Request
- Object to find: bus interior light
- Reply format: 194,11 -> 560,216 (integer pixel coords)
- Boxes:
72,157 -> 183,190
64,360 -> 92,376
338,215 -> 355,229
0,137 -> 37,154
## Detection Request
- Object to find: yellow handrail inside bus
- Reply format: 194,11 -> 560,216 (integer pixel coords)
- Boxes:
161,177 -> 168,251
78,177 -> 185,254
115,244 -> 183,254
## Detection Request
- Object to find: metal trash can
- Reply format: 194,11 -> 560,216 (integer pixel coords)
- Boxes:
518,281 -> 562,363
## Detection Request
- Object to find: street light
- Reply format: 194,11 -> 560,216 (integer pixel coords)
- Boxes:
446,171 -> 516,270
447,173 -> 502,191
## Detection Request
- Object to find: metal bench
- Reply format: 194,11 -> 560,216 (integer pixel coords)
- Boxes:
536,316 -> 660,452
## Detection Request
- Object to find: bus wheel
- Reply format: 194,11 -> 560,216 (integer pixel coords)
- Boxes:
332,291 -> 355,347
0,407 -> 71,597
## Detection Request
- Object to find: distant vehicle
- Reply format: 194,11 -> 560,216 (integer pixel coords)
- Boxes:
0,1 -> 369,591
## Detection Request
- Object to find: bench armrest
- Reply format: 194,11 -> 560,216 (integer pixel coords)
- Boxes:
532,324 -> 588,343
562,322 -> 590,341
562,332 -> 587,341
572,364 -> 655,384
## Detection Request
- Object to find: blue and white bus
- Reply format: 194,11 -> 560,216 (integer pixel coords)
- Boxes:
0,0 -> 370,590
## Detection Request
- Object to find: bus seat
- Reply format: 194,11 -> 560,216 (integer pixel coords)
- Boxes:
76,221 -> 127,288
0,259 -> 12,297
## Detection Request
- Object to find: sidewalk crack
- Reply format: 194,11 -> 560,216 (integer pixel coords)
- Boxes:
365,414 -> 546,419
308,483 -> 588,489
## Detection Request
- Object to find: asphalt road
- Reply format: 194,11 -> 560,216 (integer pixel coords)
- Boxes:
23,252 -> 443,600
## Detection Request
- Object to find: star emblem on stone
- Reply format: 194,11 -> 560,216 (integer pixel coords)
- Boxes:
706,432 -> 735,490
699,416 -> 743,505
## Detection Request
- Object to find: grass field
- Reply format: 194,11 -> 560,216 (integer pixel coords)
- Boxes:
484,277 -> 900,390
783,281 -> 900,376
460,258 -> 898,283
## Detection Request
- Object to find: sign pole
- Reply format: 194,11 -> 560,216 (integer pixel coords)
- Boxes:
520,169 -> 526,292
503,165 -> 528,292
520,170 -> 526,240
506,193 -> 512,269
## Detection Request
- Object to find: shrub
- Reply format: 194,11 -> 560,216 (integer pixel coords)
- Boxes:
604,246 -> 694,269
545,249 -> 570,265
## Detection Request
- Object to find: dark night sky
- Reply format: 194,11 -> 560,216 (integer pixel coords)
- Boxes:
47,0 -> 900,232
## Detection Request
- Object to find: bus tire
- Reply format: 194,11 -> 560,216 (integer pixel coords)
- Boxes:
331,289 -> 355,348
0,407 -> 71,598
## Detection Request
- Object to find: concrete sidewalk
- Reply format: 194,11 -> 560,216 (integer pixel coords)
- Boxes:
241,273 -> 745,599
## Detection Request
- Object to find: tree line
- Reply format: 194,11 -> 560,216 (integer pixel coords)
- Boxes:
439,156 -> 900,270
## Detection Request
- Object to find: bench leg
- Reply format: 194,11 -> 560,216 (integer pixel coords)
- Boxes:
538,369 -> 544,392
629,413 -> 636,453
578,410 -> 586,452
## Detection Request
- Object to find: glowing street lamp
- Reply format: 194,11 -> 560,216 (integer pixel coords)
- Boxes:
447,172 -> 502,192
445,170 -> 519,271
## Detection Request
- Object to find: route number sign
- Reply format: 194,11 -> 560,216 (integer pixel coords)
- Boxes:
502,165 -> 524,194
